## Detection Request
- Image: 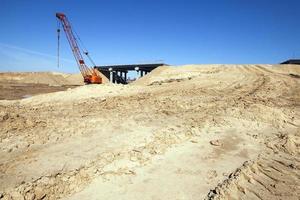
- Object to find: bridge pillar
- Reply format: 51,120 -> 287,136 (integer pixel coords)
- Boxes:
109,68 -> 113,83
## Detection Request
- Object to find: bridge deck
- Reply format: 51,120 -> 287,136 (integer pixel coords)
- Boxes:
94,63 -> 167,84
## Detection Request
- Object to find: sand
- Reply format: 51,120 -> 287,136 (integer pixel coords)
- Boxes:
0,72 -> 84,86
0,70 -> 109,87
0,64 -> 299,200
0,71 -> 110,100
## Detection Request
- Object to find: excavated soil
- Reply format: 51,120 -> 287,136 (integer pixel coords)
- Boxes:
0,72 -> 108,100
0,64 -> 299,200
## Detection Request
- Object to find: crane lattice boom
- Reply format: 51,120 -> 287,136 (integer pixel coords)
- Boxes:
56,12 -> 102,84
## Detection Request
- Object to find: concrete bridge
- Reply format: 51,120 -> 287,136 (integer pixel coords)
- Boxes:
95,63 -> 167,84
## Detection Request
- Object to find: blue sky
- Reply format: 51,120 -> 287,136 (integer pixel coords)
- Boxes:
0,0 -> 300,73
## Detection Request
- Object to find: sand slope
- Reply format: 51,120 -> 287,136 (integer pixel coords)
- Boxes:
0,71 -> 109,86
0,64 -> 299,200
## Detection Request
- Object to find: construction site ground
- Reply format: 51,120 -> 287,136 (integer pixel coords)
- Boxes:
0,64 -> 300,200
0,81 -> 78,100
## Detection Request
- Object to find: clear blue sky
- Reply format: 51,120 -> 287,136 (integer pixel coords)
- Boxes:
0,0 -> 300,73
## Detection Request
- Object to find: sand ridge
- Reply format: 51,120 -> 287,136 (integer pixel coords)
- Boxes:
0,64 -> 299,199
0,71 -> 109,86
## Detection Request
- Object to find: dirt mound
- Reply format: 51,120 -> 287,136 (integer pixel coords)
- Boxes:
0,64 -> 299,200
133,64 -> 300,86
132,64 -> 230,86
0,70 -> 110,86
0,71 -> 110,100
22,72 -> 72,86
132,65 -> 170,85
0,72 -> 26,81
65,73 -> 84,85
272,64 -> 300,74
20,84 -> 134,105
0,72 -> 85,86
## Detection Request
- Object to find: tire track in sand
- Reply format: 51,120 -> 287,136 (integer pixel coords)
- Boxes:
206,133 -> 300,200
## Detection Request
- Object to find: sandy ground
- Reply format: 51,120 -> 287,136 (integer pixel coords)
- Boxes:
0,72 -> 84,100
0,71 -> 109,100
0,64 -> 300,200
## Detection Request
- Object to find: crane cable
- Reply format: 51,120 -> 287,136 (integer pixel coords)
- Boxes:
71,22 -> 97,67
57,20 -> 61,68
56,19 -> 96,70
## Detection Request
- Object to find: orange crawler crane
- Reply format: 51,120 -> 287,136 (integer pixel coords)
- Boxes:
56,13 -> 102,84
